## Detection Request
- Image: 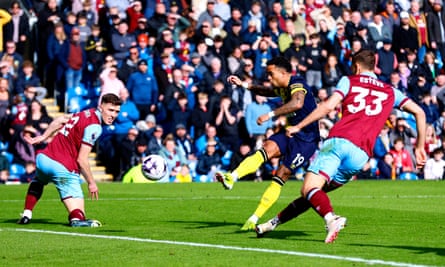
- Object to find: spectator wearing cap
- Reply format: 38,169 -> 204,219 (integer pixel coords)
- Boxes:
136,114 -> 156,141
427,0 -> 445,67
223,19 -> 243,55
118,45 -> 140,84
127,58 -> 159,120
174,122 -> 196,161
188,51 -> 208,82
134,17 -> 150,37
393,11 -> 419,62
368,14 -> 392,50
111,20 -> 136,65
58,27 -> 86,91
126,0 -> 145,33
147,124 -> 164,154
355,24 -> 375,51
375,38 -> 398,83
130,135 -> 150,169
195,138 -> 222,182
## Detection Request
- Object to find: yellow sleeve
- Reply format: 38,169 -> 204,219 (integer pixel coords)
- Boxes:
290,82 -> 307,95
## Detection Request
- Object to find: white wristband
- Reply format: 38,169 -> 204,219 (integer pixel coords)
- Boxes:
268,111 -> 275,118
241,82 -> 249,89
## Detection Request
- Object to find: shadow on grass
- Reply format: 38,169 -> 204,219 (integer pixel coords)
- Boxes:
250,230 -> 310,240
3,218 -> 61,225
349,243 -> 445,257
169,220 -> 240,229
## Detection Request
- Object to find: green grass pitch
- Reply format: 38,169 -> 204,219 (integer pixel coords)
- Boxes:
0,180 -> 444,267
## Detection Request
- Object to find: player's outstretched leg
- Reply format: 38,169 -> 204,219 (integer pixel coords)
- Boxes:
215,148 -> 269,190
241,175 -> 285,231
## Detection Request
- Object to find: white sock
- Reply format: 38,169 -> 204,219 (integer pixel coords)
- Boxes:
231,171 -> 239,181
23,209 -> 32,219
248,214 -> 259,224
324,212 -> 336,223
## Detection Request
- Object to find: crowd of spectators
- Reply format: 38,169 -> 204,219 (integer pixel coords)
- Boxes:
2,0 -> 445,183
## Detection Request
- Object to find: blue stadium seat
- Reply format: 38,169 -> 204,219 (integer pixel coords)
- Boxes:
65,84 -> 90,113
399,172 -> 419,180
1,151 -> 13,164
9,163 -> 26,180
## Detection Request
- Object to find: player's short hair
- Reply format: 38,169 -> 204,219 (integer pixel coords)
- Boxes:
101,93 -> 122,105
267,57 -> 292,73
352,49 -> 375,71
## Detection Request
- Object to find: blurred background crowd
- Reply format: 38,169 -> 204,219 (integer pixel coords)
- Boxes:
1,0 -> 445,184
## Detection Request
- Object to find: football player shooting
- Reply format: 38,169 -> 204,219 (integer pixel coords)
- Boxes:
256,49 -> 427,243
18,93 -> 122,227
216,56 -> 320,231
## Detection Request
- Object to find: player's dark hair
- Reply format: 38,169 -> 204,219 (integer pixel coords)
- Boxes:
352,49 -> 375,71
101,93 -> 122,106
267,57 -> 292,73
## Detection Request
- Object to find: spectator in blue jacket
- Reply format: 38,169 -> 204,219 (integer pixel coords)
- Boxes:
113,88 -> 140,143
245,94 -> 272,140
127,59 -> 158,120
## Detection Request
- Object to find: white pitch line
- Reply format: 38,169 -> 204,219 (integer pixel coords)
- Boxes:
1,195 -> 445,203
2,228 -> 438,267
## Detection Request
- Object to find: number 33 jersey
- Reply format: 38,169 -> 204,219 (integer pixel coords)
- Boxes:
41,108 -> 103,173
328,73 -> 409,157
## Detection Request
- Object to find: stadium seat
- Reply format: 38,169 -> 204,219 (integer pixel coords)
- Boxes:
9,163 -> 26,180
398,172 -> 419,180
1,151 -> 13,164
65,84 -> 90,113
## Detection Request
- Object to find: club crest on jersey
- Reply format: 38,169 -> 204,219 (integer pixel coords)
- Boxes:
84,109 -> 91,117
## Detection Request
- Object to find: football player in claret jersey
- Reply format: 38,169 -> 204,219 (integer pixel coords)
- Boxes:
216,56 -> 320,231
17,93 -> 122,227
256,49 -> 427,243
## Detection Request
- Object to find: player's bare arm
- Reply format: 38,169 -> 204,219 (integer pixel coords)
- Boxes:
287,92 -> 343,136
24,114 -> 73,145
257,90 -> 306,125
400,99 -> 427,168
77,144 -> 99,200
227,75 -> 277,97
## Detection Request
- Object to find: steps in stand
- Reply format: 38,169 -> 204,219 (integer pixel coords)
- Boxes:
42,99 -> 114,182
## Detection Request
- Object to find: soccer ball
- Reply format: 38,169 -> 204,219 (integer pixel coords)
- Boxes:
141,154 -> 168,181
